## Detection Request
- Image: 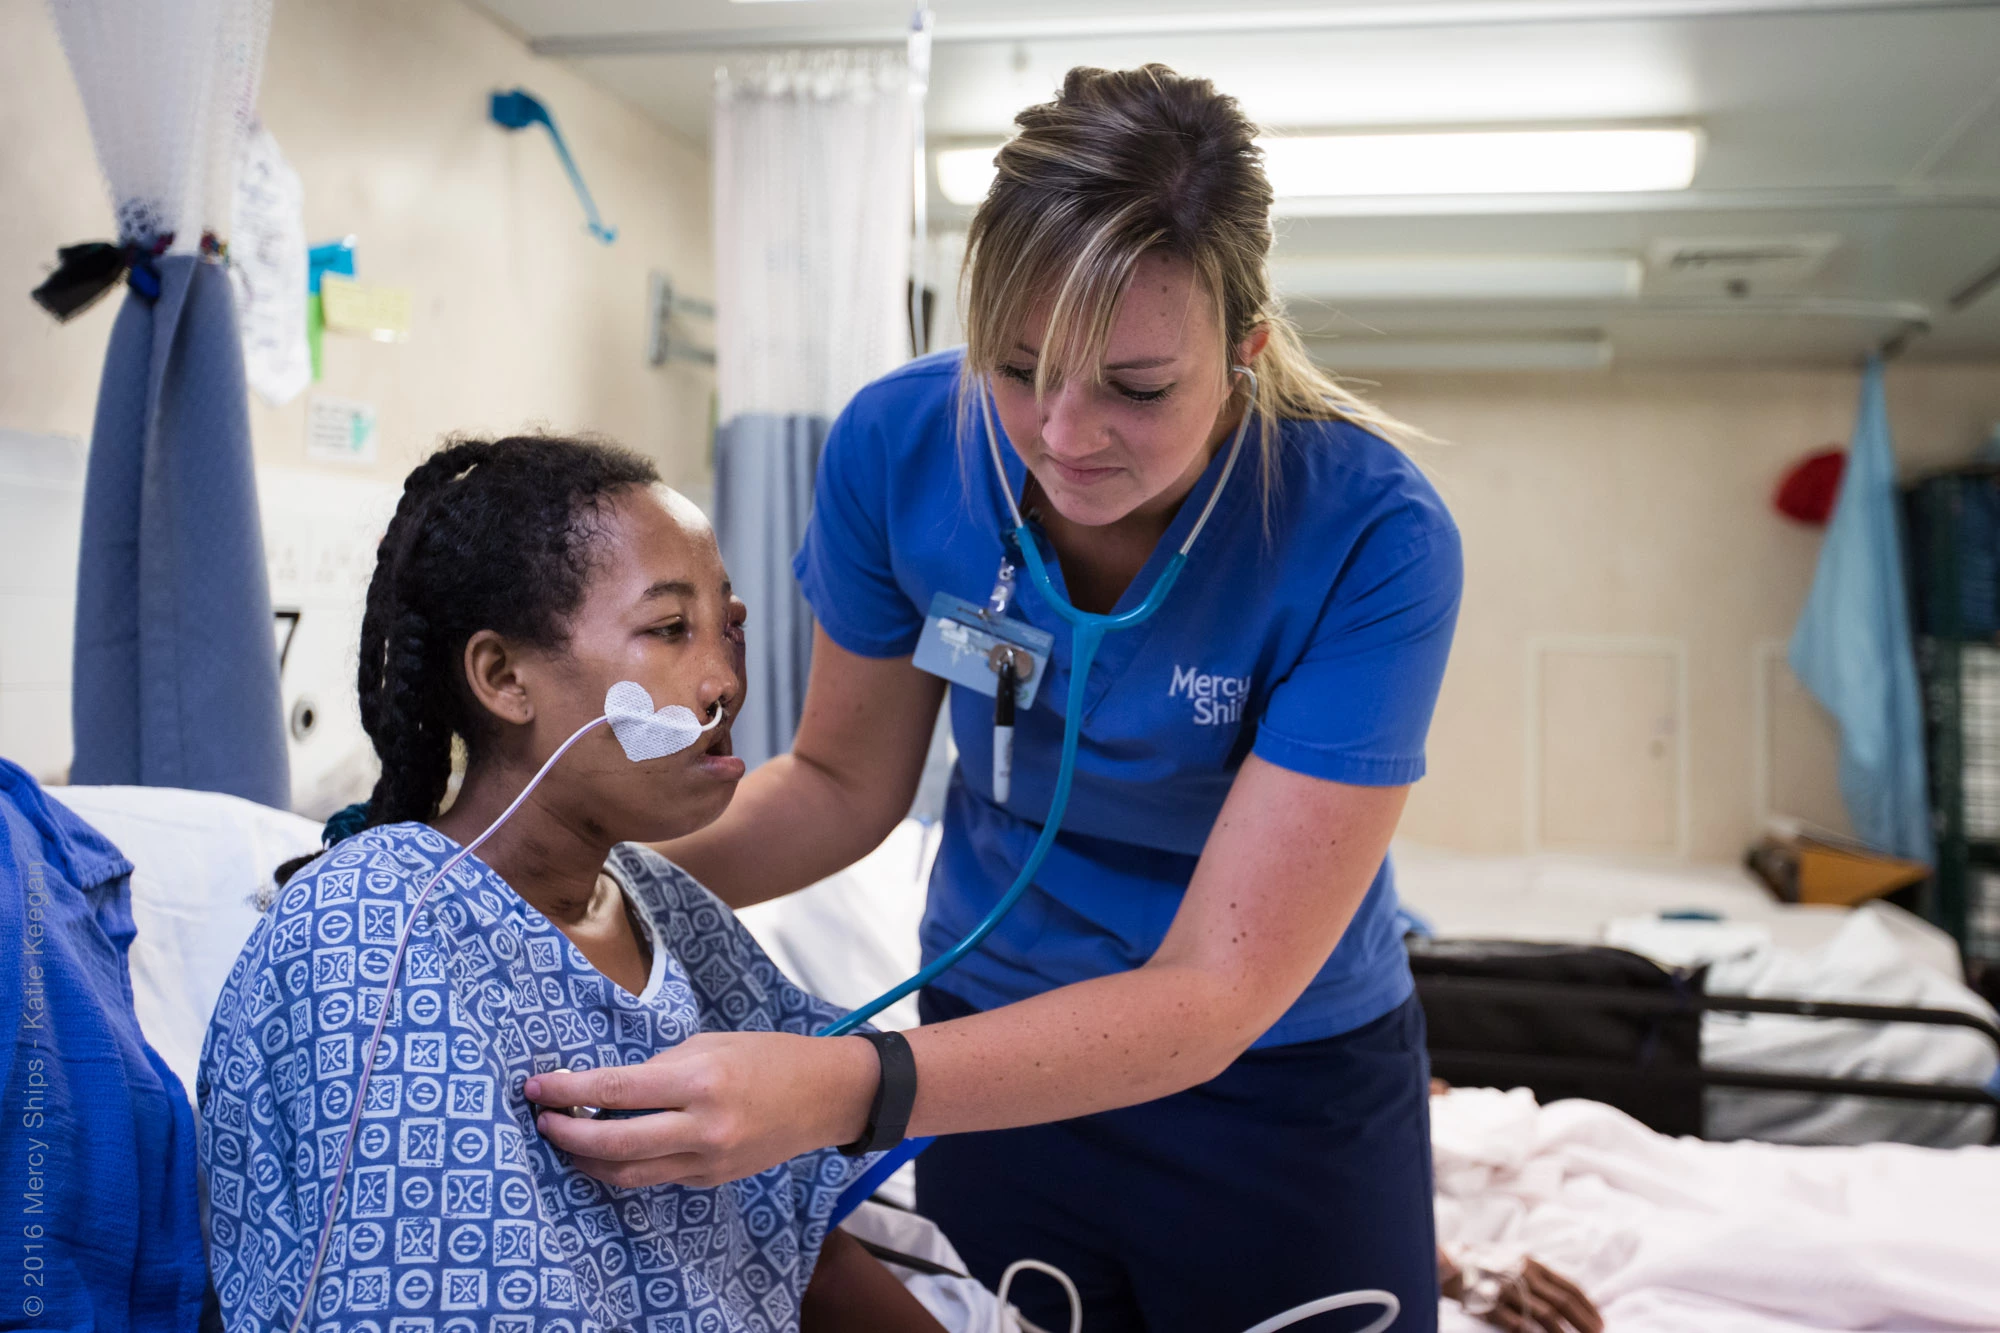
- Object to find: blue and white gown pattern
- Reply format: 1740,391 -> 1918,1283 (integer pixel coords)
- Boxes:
197,824 -> 875,1333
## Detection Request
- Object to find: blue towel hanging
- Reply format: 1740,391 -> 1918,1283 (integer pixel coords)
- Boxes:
1788,358 -> 1934,862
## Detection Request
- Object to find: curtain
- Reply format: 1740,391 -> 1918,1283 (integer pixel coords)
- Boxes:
1789,358 -> 1933,862
712,51 -> 913,770
48,0 -> 290,807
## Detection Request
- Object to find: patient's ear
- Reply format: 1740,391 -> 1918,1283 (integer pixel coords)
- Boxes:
462,630 -> 535,727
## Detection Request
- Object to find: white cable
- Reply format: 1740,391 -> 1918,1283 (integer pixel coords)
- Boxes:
995,1259 -> 1082,1333
1239,1289 -> 1401,1333
989,1254 -> 1397,1333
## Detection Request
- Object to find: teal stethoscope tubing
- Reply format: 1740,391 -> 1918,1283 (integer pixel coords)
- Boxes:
817,365 -> 1255,1039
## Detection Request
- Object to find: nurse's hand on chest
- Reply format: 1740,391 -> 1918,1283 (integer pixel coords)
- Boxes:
527,754 -> 1411,1190
526,1030 -> 879,1189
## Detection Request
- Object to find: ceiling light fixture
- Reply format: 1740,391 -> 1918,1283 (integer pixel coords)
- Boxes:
1310,336 -> 1614,372
936,127 -> 1700,207
1262,128 -> 1700,197
1271,254 -> 1641,302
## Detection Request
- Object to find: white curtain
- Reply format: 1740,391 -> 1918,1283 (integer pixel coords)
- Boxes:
50,0 -> 269,254
714,51 -> 912,423
50,0 -> 291,808
712,51 -> 913,769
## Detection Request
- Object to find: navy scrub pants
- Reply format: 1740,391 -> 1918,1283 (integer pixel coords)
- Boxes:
915,988 -> 1439,1333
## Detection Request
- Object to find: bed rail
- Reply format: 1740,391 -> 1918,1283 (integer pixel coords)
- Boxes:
1416,973 -> 2000,1143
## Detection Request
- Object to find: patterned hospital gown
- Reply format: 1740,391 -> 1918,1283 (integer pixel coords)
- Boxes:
197,824 -> 876,1333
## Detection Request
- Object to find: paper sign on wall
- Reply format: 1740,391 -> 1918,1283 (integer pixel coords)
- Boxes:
306,395 -> 379,465
230,124 -> 311,406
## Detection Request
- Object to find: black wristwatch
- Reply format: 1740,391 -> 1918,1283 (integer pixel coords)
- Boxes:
838,1030 -> 917,1156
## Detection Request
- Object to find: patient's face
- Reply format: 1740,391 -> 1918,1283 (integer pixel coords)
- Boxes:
491,484 -> 748,842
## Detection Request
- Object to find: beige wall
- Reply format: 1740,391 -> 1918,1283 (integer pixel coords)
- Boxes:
1381,362 -> 2000,861
0,0 -> 715,488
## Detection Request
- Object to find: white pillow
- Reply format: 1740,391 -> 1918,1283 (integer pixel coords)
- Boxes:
50,785 -> 323,1096
735,818 -> 937,1032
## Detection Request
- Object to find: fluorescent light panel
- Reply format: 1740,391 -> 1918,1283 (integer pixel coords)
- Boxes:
1313,337 -> 1612,372
1272,255 -> 1641,302
935,127 -> 1699,206
1263,129 -> 1699,197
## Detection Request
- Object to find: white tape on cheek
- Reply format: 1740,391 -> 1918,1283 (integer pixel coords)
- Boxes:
602,681 -> 723,762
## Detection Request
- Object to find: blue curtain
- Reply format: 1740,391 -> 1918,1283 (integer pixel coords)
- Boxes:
713,414 -> 827,771
69,257 -> 290,809
1789,358 -> 1933,861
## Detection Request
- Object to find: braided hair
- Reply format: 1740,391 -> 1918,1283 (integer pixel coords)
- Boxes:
274,435 -> 659,887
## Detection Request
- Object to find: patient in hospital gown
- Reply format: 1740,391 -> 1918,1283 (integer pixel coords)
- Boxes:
195,434 -> 941,1333
199,831 -> 862,1331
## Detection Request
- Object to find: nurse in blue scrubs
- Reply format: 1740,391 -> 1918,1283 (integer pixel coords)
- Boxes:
532,64 -> 1461,1332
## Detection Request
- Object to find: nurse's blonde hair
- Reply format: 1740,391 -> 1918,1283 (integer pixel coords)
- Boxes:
959,64 -> 1420,510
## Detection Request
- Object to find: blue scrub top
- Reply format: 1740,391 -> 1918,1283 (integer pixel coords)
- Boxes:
795,350 -> 1462,1047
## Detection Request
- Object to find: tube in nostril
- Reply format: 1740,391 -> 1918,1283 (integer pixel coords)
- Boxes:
604,682 -> 725,761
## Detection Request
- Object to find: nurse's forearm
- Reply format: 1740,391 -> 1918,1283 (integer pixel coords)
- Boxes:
900,962 -> 1265,1133
662,752 -> 908,907
656,630 -> 947,908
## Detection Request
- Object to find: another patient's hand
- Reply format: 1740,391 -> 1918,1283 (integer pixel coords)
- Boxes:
525,1031 -> 877,1188
1440,1253 -> 1603,1333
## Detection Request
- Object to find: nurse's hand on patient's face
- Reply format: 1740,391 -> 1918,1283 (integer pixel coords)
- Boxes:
523,1032 -> 877,1189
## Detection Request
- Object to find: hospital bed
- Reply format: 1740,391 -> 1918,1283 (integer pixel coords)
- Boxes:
1413,937 -> 2000,1144
1393,844 -> 2000,1147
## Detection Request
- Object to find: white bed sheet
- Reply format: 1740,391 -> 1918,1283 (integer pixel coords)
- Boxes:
736,818 -> 940,1032
1392,842 -> 1853,953
1433,1086 -> 2000,1332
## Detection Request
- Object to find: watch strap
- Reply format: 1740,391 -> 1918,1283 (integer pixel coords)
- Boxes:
837,1030 -> 916,1157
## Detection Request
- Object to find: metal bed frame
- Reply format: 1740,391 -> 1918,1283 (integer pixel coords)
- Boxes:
1413,953 -> 2000,1145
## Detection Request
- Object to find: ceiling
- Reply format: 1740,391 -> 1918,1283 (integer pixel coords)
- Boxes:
470,0 -> 2000,368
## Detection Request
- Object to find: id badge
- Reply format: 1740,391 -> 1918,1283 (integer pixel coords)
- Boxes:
912,592 -> 1053,710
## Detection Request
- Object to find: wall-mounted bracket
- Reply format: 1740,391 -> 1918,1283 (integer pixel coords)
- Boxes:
648,270 -> 716,366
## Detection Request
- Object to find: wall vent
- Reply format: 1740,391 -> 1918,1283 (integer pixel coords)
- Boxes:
1646,234 -> 1839,295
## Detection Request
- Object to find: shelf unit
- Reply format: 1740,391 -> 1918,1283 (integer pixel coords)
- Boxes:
1905,468 -> 2000,985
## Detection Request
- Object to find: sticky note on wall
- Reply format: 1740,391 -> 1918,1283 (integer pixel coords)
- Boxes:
320,274 -> 413,342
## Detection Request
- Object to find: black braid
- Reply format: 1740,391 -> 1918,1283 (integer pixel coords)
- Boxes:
274,435 -> 659,887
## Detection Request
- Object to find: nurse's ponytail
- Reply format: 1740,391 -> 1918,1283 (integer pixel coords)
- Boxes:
271,434 -> 659,890
958,65 -> 1425,517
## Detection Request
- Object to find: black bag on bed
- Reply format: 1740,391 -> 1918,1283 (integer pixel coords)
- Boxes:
1410,938 -> 1708,1136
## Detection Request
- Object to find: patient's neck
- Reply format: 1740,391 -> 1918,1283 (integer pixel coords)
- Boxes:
432,763 -> 609,927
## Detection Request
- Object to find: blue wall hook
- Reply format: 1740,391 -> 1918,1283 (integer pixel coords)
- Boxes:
490,89 -> 617,245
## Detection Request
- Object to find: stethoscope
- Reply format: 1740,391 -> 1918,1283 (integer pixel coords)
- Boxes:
820,363 -> 1256,1039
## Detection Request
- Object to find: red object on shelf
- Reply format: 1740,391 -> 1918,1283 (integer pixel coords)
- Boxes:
1775,448 -> 1847,525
